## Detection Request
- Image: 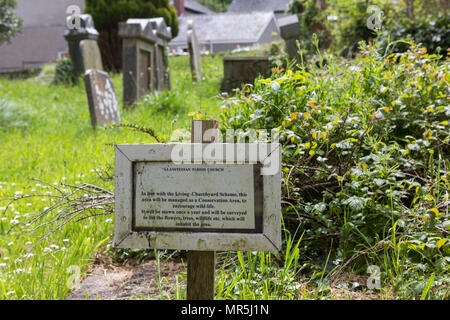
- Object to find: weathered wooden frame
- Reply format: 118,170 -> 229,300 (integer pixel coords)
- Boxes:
113,143 -> 281,252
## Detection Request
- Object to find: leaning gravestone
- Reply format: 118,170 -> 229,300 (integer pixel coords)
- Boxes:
84,69 -> 120,129
187,20 -> 202,81
64,14 -> 100,78
80,40 -> 103,72
278,15 -> 302,64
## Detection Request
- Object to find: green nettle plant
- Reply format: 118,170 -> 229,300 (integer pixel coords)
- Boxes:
220,43 -> 449,299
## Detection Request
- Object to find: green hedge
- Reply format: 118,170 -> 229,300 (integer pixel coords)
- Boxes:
85,0 -> 179,70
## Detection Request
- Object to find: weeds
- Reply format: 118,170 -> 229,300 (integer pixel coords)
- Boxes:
219,42 -> 449,299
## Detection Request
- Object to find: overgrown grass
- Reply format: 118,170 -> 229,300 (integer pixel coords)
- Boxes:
1,45 -> 447,301
0,54 -> 222,299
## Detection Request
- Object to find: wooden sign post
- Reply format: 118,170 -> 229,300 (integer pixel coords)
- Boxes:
113,120 -> 281,300
187,120 -> 218,300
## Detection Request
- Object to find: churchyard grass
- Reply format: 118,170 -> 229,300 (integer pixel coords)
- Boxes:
1,47 -> 447,300
0,54 -> 222,299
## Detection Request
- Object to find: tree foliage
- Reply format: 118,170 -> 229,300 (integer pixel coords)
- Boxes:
85,0 -> 179,70
0,0 -> 22,45
328,0 -> 449,56
196,0 -> 233,12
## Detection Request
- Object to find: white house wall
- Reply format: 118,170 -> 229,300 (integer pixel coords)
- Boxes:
0,0 -> 85,73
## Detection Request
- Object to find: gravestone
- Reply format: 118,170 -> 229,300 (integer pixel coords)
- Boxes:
149,18 -> 172,91
80,40 -> 103,72
64,14 -> 100,78
220,56 -> 270,92
119,18 -> 172,108
187,20 -> 202,81
278,15 -> 302,64
84,69 -> 120,129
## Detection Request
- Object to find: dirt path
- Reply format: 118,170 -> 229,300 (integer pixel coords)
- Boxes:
67,259 -> 185,300
67,255 -> 388,300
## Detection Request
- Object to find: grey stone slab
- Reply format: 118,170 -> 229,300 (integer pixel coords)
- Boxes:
278,14 -> 301,40
119,17 -> 172,107
221,56 -> 270,92
187,20 -> 202,81
80,40 -> 103,72
84,69 -> 120,128
64,14 -> 99,77
278,15 -> 302,64
118,20 -> 158,43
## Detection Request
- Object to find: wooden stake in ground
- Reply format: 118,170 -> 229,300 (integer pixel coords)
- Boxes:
187,119 -> 218,300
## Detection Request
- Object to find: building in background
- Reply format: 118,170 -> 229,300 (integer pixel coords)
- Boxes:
169,12 -> 279,54
171,0 -> 214,16
227,0 -> 291,19
0,0 -> 85,74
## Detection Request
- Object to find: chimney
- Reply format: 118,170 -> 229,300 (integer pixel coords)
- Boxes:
173,0 -> 185,16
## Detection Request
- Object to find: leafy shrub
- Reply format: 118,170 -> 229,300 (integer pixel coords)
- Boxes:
328,0 -> 449,57
380,13 -> 450,55
0,0 -> 22,45
328,0 -> 393,57
85,0 -> 179,70
290,0 -> 330,53
53,56 -> 75,85
219,43 -> 449,298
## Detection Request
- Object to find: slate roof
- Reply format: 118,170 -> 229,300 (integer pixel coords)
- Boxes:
170,12 -> 275,45
184,0 -> 215,14
228,0 -> 291,13
169,0 -> 214,15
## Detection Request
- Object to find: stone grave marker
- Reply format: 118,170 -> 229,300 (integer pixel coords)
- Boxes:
149,18 -> 172,91
119,18 -> 172,108
80,40 -> 103,72
187,20 -> 202,81
64,14 -> 100,78
84,69 -> 120,129
278,15 -> 302,64
220,56 -> 270,92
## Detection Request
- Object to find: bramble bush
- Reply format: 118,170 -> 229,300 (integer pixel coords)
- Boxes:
219,43 -> 449,298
